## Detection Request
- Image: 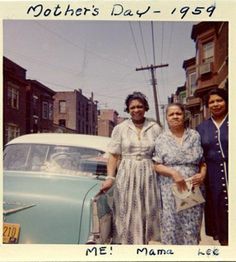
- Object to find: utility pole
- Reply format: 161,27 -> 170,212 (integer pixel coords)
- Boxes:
136,64 -> 168,125
161,104 -> 165,129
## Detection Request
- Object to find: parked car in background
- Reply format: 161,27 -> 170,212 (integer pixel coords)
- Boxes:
3,133 -> 113,244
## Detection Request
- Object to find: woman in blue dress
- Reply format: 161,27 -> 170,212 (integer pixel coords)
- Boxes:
196,88 -> 228,245
153,103 -> 206,245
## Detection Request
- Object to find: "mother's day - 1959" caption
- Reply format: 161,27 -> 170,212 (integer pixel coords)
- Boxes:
26,3 -> 216,19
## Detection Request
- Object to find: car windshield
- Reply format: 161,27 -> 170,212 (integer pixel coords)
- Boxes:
3,143 -> 107,176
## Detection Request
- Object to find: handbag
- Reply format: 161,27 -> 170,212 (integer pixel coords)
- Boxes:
172,178 -> 205,212
87,187 -> 114,244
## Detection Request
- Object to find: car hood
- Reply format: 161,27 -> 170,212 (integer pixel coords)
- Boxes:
3,170 -> 103,244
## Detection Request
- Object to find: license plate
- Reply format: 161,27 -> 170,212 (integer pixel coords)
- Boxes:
3,223 -> 20,244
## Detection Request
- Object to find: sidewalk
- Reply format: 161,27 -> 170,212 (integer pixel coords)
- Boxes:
149,216 -> 220,245
199,217 -> 219,245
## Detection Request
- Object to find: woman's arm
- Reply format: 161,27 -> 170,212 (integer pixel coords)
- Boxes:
191,162 -> 207,186
154,163 -> 187,192
101,153 -> 120,192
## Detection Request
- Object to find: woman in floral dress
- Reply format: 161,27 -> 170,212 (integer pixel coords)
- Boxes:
101,91 -> 162,244
153,103 -> 206,245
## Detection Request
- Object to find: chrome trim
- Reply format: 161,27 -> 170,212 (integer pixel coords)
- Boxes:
4,204 -> 36,216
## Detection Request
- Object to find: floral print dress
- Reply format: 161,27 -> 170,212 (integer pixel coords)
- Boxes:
153,128 -> 204,245
108,118 -> 162,244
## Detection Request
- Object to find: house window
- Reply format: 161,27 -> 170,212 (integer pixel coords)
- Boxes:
7,83 -> 19,109
78,102 -> 80,115
188,72 -> 197,96
33,95 -> 39,116
180,92 -> 186,104
5,123 -> 20,143
42,101 -> 49,119
203,41 -> 214,63
48,103 -> 53,120
59,100 -> 66,113
59,119 -> 66,127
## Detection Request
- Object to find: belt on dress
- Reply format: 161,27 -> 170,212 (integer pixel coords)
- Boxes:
121,154 -> 152,161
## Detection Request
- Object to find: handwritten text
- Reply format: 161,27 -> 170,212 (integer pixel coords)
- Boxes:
26,3 -> 216,19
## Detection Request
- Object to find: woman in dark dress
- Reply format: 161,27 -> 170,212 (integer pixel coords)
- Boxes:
196,88 -> 228,245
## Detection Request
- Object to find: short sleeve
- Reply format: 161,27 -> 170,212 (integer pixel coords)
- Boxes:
191,130 -> 204,163
152,135 -> 164,164
151,123 -> 162,139
107,125 -> 122,155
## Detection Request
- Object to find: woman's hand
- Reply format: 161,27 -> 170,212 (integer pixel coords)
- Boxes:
191,172 -> 205,187
101,178 -> 114,192
191,162 -> 207,186
101,153 -> 119,193
154,163 -> 187,192
172,170 -> 187,192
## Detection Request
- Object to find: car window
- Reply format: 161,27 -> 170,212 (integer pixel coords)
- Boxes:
4,144 -> 30,170
4,143 -> 107,176
29,145 -> 49,171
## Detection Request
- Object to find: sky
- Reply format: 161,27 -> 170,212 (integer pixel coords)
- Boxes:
3,20 -> 196,121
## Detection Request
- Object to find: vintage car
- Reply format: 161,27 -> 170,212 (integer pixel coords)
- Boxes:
3,133 -> 113,244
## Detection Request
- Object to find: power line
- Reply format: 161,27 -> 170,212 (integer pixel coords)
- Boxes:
159,22 -> 165,101
161,22 -> 164,64
129,21 -> 149,85
162,22 -> 174,102
167,22 -> 174,63
151,21 -> 162,115
138,21 -> 148,65
5,48 -> 81,77
34,21 -> 132,69
129,21 -> 144,67
151,21 -> 156,66
42,79 -> 123,100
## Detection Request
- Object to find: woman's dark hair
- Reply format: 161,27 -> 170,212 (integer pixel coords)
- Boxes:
166,102 -> 185,116
205,88 -> 228,108
124,91 -> 149,112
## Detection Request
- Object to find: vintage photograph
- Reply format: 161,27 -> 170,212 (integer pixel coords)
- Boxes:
1,1 -> 233,261
3,19 -> 228,246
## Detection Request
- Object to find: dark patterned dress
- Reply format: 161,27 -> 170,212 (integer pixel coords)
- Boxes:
108,118 -> 162,244
153,128 -> 204,245
196,115 -> 228,243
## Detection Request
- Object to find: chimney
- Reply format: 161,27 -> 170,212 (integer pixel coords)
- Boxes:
90,92 -> 94,101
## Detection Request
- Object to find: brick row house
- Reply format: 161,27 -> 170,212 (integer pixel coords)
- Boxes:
3,57 -> 56,145
181,22 -> 228,128
3,57 -> 28,144
26,80 -> 55,134
53,89 -> 98,135
3,57 -> 99,145
97,109 -> 119,137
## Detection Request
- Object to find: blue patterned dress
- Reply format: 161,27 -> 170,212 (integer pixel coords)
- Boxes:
153,128 -> 204,245
108,118 -> 162,244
